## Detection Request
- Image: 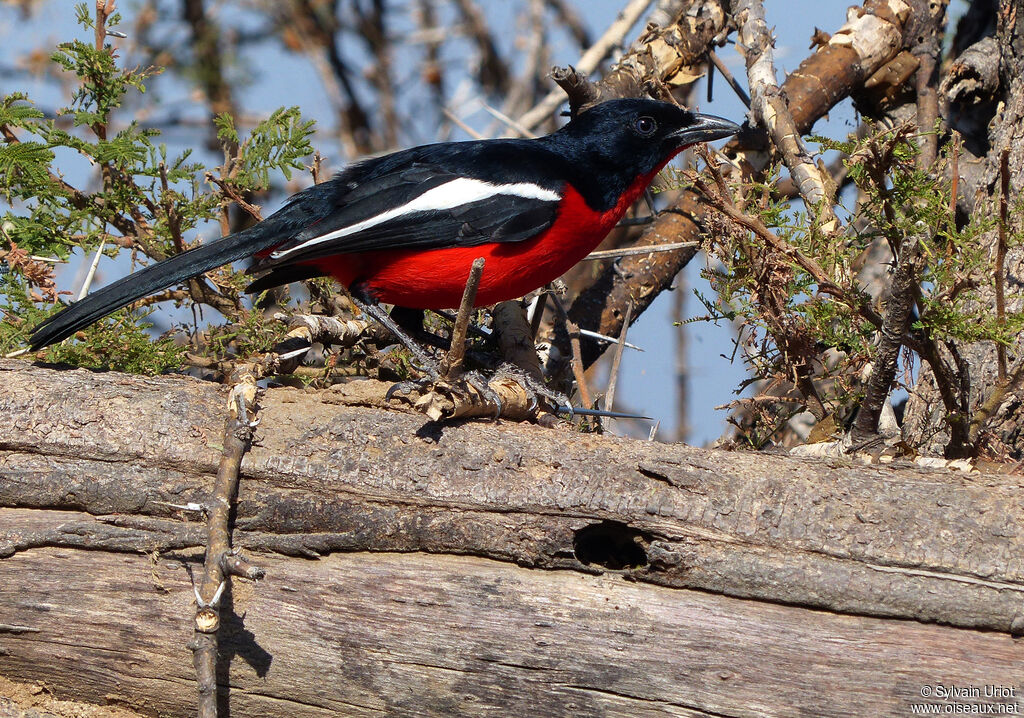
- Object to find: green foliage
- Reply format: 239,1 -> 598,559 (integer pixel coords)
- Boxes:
215,108 -> 315,188
203,305 -> 292,360
686,125 -> 1023,444
0,273 -> 184,374
834,127 -> 1021,348
0,5 -> 317,373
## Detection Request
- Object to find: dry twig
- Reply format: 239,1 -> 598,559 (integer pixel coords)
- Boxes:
518,0 -> 655,129
605,302 -> 633,412
440,257 -> 486,379
189,376 -> 263,718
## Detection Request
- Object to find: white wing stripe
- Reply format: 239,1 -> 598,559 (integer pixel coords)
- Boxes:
270,178 -> 561,259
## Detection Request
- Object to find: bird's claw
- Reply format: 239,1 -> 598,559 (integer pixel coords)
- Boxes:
492,363 -> 570,418
463,369 -> 502,418
385,376 -> 432,402
386,366 -> 501,417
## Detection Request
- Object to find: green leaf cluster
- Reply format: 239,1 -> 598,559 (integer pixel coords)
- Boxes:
1,4 -> 317,373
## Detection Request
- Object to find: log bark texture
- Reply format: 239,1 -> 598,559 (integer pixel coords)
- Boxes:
1,359 -> 1022,717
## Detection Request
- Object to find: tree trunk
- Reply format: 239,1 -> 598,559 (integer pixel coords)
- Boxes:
1,359 -> 1022,716
903,0 -> 1024,454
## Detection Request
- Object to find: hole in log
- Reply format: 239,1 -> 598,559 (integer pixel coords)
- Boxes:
573,521 -> 649,570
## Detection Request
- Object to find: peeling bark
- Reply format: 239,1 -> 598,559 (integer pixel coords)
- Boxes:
567,0 -> 916,372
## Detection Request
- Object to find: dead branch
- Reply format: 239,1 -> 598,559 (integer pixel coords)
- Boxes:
492,300 -> 544,382
440,257 -> 485,379
451,0 -> 511,95
352,0 -> 399,149
854,1 -> 946,444
735,0 -> 839,230
183,0 -> 240,153
519,0 -> 660,127
565,0 -> 913,373
189,377 -> 261,718
278,0 -> 373,156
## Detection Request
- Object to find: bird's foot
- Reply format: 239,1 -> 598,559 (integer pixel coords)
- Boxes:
389,361 -> 568,422
461,369 -> 505,416
384,357 -> 442,401
491,363 -> 570,416
386,367 -> 505,422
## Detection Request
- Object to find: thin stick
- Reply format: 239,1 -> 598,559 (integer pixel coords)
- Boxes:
605,302 -> 633,412
706,47 -> 714,103
545,0 -> 591,48
708,49 -> 751,108
311,151 -> 325,185
481,103 -> 537,138
442,258 -> 486,379
442,108 -> 486,140
77,237 -> 106,301
996,148 -> 1009,383
528,293 -> 547,338
579,328 -> 642,351
550,294 -> 593,409
207,173 -> 263,221
585,241 -> 699,260
566,317 -> 593,409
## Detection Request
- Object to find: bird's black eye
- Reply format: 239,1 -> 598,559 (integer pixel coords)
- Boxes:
634,116 -> 657,136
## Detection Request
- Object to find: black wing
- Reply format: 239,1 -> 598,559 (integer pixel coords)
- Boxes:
265,189 -> 558,261
249,140 -> 566,269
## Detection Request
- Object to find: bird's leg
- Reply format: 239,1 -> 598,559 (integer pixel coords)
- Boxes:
350,290 -> 441,382
430,309 -> 493,342
352,268 -> 502,412
390,307 -> 455,351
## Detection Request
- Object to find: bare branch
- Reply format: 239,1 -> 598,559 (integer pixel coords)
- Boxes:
735,0 -> 839,230
189,376 -> 261,718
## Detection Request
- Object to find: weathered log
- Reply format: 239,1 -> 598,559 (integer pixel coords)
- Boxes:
1,359 -> 1023,717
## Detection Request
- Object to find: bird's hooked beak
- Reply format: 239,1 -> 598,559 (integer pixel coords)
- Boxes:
671,113 -> 741,147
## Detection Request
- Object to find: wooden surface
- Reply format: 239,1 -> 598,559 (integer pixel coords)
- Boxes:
1,359 -> 1023,716
3,531 -> 1024,718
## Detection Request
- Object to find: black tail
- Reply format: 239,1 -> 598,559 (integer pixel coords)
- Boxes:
29,226 -> 280,349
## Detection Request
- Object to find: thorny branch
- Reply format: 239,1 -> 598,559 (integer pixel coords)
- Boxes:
853,0 -> 946,446
688,163 -> 827,422
189,376 -> 263,718
557,0 -> 915,377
